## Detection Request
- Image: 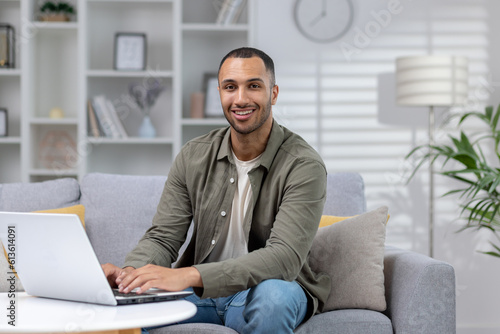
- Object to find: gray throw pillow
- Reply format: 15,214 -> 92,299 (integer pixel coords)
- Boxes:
309,206 -> 388,312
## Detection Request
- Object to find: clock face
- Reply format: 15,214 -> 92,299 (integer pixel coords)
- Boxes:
294,0 -> 354,43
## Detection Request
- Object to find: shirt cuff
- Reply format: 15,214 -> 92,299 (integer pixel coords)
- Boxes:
192,262 -> 225,299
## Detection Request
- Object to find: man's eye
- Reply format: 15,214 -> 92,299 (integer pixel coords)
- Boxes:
225,85 -> 235,90
250,84 -> 260,88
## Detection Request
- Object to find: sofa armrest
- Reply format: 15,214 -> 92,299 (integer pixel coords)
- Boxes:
383,246 -> 455,334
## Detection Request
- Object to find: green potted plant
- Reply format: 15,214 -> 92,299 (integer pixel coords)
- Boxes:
407,105 -> 500,258
39,1 -> 75,22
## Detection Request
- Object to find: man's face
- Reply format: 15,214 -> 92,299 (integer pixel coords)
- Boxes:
218,57 -> 278,135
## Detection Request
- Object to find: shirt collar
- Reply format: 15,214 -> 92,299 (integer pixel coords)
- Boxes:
217,119 -> 284,172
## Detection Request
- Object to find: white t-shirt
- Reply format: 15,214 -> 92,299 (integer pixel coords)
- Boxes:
206,151 -> 262,262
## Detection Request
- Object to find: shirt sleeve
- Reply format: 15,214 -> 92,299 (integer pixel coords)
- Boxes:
124,147 -> 193,270
193,158 -> 327,299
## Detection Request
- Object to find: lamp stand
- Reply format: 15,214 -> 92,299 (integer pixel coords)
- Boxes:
429,105 -> 435,258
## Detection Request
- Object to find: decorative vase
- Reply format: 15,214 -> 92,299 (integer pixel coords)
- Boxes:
138,115 -> 156,138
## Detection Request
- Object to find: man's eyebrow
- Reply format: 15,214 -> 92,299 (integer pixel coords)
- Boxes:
220,77 -> 265,85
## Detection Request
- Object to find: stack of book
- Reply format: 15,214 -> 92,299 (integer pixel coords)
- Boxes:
216,0 -> 246,25
87,95 -> 128,139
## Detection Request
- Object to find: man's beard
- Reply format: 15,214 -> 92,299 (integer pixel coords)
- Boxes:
225,99 -> 272,135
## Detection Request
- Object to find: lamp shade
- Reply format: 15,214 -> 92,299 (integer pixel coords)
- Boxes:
396,56 -> 468,106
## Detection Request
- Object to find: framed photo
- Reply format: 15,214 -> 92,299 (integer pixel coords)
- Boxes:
203,73 -> 223,117
0,109 -> 7,137
114,33 -> 147,71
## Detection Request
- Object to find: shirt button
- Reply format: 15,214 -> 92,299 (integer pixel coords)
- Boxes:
230,177 -> 235,184
221,211 -> 227,217
211,240 -> 216,245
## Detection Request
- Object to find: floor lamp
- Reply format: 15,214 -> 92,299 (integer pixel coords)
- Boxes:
395,56 -> 468,257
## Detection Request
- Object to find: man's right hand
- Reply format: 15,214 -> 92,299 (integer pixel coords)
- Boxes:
101,263 -> 134,288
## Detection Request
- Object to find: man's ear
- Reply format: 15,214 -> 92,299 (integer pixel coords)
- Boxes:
271,85 -> 279,105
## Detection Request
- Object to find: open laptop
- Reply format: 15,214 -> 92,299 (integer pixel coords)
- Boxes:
0,211 -> 192,305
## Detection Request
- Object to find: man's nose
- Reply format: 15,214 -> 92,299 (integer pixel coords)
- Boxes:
234,88 -> 250,106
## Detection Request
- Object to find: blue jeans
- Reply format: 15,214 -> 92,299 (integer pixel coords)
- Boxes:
143,279 -> 308,334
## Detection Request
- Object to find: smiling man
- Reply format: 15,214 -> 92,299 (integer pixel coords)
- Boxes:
103,47 -> 330,333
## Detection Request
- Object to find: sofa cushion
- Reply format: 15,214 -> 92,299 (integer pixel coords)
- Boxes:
309,206 -> 387,312
295,309 -> 392,334
150,323 -> 238,334
80,173 -> 167,267
0,177 -> 80,212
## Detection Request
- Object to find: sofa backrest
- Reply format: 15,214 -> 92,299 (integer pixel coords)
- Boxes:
80,173 -> 167,267
324,173 -> 366,216
0,178 -> 80,212
0,172 -> 366,269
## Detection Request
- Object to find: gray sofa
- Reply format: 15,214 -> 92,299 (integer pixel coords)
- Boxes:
0,172 -> 455,333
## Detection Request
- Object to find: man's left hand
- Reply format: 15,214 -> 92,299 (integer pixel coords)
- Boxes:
117,264 -> 203,294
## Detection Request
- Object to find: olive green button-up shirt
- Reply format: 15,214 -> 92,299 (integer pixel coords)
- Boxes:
124,119 -> 331,318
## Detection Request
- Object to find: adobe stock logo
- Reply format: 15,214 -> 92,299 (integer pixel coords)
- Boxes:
340,0 -> 411,62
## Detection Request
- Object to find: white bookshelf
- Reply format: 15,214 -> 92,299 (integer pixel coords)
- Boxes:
0,0 -> 253,183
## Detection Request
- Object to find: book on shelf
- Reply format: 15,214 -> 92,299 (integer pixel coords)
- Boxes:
216,0 -> 246,25
87,95 -> 128,139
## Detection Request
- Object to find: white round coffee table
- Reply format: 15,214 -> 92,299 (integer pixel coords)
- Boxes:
0,292 -> 196,333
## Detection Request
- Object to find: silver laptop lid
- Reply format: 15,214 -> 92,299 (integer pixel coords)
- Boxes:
0,212 -> 117,305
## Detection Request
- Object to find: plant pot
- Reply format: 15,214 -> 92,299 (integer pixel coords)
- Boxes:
40,13 -> 70,22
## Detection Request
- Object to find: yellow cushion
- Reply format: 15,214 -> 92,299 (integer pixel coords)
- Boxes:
320,214 -> 390,228
319,215 -> 354,228
34,204 -> 86,228
3,205 -> 86,277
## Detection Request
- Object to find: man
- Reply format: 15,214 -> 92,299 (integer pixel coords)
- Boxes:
103,47 -> 330,333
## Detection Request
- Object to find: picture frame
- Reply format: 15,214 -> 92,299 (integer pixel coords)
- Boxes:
0,109 -> 7,137
203,73 -> 223,117
113,33 -> 147,71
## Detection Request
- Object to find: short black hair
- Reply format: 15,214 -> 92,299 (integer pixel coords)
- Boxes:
218,47 -> 276,86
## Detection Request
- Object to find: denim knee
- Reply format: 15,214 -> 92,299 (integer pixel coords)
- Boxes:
242,279 -> 308,333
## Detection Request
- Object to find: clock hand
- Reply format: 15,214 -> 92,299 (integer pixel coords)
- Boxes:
309,12 -> 325,27
310,3 -> 327,27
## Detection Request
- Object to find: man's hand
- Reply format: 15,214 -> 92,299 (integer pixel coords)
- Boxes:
116,264 -> 203,294
101,263 -> 134,288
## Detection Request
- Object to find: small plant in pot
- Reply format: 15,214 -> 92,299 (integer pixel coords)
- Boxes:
39,1 -> 75,22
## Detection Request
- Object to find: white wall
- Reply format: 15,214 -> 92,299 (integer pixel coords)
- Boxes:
253,0 -> 500,332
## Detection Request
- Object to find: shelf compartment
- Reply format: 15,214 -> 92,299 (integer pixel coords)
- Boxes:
29,124 -> 78,172
31,28 -> 78,119
87,76 -> 173,138
87,1 -> 174,72
182,0 -> 248,25
86,143 -> 173,176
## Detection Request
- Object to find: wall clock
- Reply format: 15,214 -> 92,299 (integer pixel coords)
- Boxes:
294,0 -> 354,43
